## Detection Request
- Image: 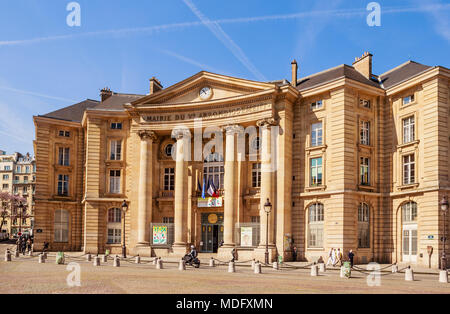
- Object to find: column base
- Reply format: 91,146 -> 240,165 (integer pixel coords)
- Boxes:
171,243 -> 188,258
217,245 -> 235,261
131,244 -> 152,257
253,245 -> 277,264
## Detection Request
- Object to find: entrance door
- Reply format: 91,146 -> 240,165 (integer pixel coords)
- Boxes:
402,224 -> 418,263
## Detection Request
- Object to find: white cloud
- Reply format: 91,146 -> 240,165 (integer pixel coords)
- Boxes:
0,86 -> 77,103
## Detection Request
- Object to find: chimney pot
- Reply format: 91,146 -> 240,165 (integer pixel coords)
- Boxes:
291,59 -> 298,87
352,52 -> 373,80
149,77 -> 163,95
100,87 -> 113,102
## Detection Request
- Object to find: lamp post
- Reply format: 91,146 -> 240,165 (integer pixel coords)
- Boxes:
121,200 -> 128,258
264,198 -> 272,265
440,196 -> 449,270
18,202 -> 24,235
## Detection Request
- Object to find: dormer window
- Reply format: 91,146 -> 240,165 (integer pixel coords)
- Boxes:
59,130 -> 70,137
111,122 -> 122,130
311,100 -> 323,110
360,99 -> 371,108
403,95 -> 415,105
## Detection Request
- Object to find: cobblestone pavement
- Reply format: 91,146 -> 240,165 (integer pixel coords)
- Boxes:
0,242 -> 449,294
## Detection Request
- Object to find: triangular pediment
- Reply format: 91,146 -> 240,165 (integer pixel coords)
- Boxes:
131,71 -> 275,106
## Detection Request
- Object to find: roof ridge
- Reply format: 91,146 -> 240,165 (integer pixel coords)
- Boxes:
297,64 -> 346,83
379,60 -> 421,77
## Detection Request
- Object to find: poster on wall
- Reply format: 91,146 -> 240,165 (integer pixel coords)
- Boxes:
240,227 -> 253,247
153,226 -> 168,245
197,197 -> 223,208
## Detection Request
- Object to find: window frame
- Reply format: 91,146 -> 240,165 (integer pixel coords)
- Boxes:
360,157 -> 370,186
251,163 -> 261,188
54,209 -> 69,243
358,203 -> 370,248
307,203 -> 324,248
163,168 -> 175,191
403,154 -> 415,185
57,174 -> 69,196
310,157 -> 323,187
311,122 -> 323,147
360,120 -> 370,146
58,147 -> 70,166
402,116 -> 415,144
109,170 -> 121,194
110,140 -> 122,161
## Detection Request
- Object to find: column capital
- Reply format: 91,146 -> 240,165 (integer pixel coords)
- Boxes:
138,130 -> 158,142
256,118 -> 278,127
172,128 -> 191,140
221,124 -> 242,135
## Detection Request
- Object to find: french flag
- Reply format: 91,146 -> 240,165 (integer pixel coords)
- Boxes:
207,177 -> 219,197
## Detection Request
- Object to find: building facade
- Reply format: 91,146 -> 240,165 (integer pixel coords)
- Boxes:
0,152 -> 35,236
33,53 -> 450,268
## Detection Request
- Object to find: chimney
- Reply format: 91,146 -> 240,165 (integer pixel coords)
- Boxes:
149,77 -> 163,94
353,52 -> 373,79
100,87 -> 113,102
291,59 -> 298,87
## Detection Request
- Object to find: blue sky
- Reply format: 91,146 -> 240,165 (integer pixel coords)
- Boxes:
0,0 -> 449,154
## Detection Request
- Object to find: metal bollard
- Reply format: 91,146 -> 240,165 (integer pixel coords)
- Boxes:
251,259 -> 256,270
102,255 -> 108,263
273,262 -> 279,270
311,264 -> 319,276
319,263 -> 326,273
254,262 -> 262,274
228,261 -> 235,273
135,255 -> 141,264
86,253 -> 92,262
405,267 -> 414,281
209,257 -> 215,267
38,254 -> 45,264
340,266 -> 345,278
179,259 -> 186,271
392,264 -> 398,273
113,256 -> 120,267
14,250 -> 19,258
439,270 -> 448,283
93,256 -> 101,266
4,250 -> 11,262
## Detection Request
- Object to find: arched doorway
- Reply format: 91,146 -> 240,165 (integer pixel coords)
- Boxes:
402,201 -> 418,263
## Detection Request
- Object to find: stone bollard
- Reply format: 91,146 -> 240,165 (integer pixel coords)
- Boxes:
319,263 -> 326,273
93,256 -> 101,266
28,250 -> 32,256
113,256 -> 120,267
38,254 -> 45,264
251,259 -> 256,270
311,264 -> 318,277
273,262 -> 279,270
4,250 -> 11,262
86,253 -> 92,262
209,257 -> 215,267
152,258 -> 157,265
439,270 -> 448,283
14,250 -> 19,258
156,258 -> 163,269
135,255 -> 141,264
254,262 -> 262,274
405,267 -> 414,281
392,264 -> 398,273
43,252 -> 47,259
340,266 -> 345,278
179,259 -> 186,271
228,261 -> 235,273
102,255 -> 108,263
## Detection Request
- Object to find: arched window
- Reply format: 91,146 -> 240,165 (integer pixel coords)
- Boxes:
402,202 -> 417,223
203,153 -> 224,190
308,203 -> 324,248
54,210 -> 69,243
358,203 -> 370,248
107,208 -> 122,244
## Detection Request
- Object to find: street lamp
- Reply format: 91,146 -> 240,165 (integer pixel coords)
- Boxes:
264,198 -> 272,265
440,196 -> 449,270
121,200 -> 129,258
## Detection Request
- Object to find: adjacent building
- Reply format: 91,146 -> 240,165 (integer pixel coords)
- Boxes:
32,53 -> 450,268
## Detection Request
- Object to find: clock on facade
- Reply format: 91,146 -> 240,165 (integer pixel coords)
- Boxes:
199,86 -> 212,100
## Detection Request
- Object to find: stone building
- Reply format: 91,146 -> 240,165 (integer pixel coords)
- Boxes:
33,53 -> 450,268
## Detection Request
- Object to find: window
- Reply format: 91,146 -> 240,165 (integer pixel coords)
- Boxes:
14,176 -> 19,181
252,163 -> 261,188
251,137 -> 261,151
251,216 -> 260,223
403,154 -> 415,185
23,187 -> 27,194
109,170 -> 121,194
163,217 -> 174,224
203,153 -> 224,190
54,209 -> 69,243
403,116 -> 415,144
360,157 -> 370,186
16,166 -> 21,173
308,203 -> 324,248
25,166 -> 30,173
358,203 -> 370,248
311,122 -> 323,147
107,208 -> 122,244
57,174 -> 69,196
163,168 -> 175,191
24,176 -> 28,183
360,99 -> 371,108
4,166 -> 10,171
108,208 -> 121,223
110,122 -> 122,130
403,95 -> 415,105
58,147 -> 70,166
402,201 -> 418,223
110,140 -> 122,161
2,175 -> 8,180
311,100 -> 323,110
360,121 -> 370,145
2,184 -> 8,189
164,144 -> 173,157
310,157 -> 323,186
59,130 -> 70,137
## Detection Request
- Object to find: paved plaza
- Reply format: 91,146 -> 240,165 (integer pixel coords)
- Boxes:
0,242 -> 448,294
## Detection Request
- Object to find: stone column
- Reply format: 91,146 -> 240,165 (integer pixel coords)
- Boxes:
137,130 -> 157,246
172,129 -> 190,256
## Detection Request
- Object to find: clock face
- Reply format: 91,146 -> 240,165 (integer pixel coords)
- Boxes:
199,86 -> 212,100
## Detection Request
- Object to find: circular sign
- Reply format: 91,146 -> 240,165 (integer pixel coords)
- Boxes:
208,214 -> 218,224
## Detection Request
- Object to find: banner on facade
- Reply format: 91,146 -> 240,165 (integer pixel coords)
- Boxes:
152,226 -> 168,245
240,227 -> 253,247
197,197 -> 223,208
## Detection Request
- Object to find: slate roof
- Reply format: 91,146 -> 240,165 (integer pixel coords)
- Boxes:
378,61 -> 433,89
91,93 -> 145,111
40,99 -> 100,122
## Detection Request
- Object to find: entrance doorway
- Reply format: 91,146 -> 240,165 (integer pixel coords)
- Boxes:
402,224 -> 418,263
201,213 -> 224,253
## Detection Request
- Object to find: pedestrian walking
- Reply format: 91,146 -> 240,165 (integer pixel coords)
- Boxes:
348,249 -> 355,268
326,248 -> 334,266
42,241 -> 49,254
292,246 -> 298,261
26,238 -> 32,253
336,248 -> 343,267
21,238 -> 27,255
